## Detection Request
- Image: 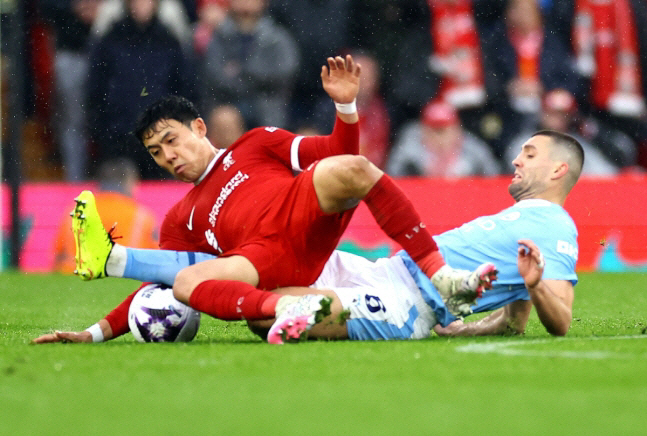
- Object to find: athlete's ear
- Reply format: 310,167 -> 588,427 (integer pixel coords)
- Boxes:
552,161 -> 569,180
191,117 -> 208,138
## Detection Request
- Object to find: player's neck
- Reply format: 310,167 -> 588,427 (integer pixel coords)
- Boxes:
529,191 -> 565,206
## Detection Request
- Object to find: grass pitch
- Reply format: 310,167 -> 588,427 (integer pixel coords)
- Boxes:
1,271 -> 646,436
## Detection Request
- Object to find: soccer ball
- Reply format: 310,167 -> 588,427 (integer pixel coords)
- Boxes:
128,283 -> 201,343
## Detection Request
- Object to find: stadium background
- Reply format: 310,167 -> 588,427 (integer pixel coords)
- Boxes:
3,173 -> 646,272
1,0 -> 647,272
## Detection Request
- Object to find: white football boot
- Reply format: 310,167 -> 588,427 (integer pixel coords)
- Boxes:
431,263 -> 498,317
267,294 -> 332,345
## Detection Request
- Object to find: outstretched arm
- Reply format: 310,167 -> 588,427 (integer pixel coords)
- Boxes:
433,300 -> 532,336
517,239 -> 573,336
321,55 -> 361,124
435,239 -> 574,337
31,286 -> 142,344
31,319 -> 114,344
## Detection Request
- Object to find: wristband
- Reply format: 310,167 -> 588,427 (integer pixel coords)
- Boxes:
334,99 -> 357,114
85,323 -> 105,343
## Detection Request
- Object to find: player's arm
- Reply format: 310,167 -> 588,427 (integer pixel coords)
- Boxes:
321,55 -> 360,125
31,287 -> 142,344
517,239 -> 573,336
31,319 -> 113,344
433,299 -> 533,336
294,56 -> 361,166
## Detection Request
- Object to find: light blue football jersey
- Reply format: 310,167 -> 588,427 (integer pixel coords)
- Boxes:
398,199 -> 578,326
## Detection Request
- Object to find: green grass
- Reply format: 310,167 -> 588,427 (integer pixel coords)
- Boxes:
1,271 -> 646,436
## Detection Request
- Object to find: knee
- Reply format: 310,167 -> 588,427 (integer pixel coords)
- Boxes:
173,268 -> 198,304
330,155 -> 382,197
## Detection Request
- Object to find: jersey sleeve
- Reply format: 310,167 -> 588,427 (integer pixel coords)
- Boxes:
103,285 -> 149,339
539,217 -> 578,284
246,118 -> 360,172
295,116 -> 360,169
518,206 -> 578,284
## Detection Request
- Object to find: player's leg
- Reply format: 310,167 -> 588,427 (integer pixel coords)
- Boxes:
172,256 -> 335,344
72,190 -> 114,280
311,156 -> 497,303
249,253 -> 440,341
310,251 -> 438,340
249,288 -> 349,341
72,190 -> 231,285
312,155 -> 446,276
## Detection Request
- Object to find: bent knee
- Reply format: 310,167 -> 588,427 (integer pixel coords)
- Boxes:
315,155 -> 383,212
333,155 -> 381,193
173,268 -> 201,304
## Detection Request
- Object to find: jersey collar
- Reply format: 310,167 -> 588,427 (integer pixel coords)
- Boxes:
195,149 -> 226,185
516,198 -> 554,208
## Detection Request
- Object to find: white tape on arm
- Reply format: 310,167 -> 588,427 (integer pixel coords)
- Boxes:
85,323 -> 104,343
334,99 -> 357,114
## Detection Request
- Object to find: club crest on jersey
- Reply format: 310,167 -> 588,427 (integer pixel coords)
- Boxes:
205,229 -> 223,254
222,152 -> 235,171
208,171 -> 249,226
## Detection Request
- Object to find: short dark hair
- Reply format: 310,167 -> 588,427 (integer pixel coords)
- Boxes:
133,95 -> 201,146
531,129 -> 585,191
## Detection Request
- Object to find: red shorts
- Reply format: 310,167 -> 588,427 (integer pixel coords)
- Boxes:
224,164 -> 355,289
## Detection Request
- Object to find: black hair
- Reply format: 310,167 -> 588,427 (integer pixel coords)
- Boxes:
133,95 -> 201,146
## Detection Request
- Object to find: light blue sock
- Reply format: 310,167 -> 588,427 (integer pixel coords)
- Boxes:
123,249 -> 217,285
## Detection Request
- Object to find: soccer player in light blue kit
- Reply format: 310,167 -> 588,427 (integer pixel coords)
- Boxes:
250,129 -> 581,339
33,130 -> 581,344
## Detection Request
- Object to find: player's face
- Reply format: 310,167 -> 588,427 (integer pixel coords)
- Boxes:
509,135 -> 555,201
143,118 -> 216,183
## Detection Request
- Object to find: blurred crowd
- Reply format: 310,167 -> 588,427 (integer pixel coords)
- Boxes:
5,0 -> 647,180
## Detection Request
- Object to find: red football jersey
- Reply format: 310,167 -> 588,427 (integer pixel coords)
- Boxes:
160,119 -> 359,289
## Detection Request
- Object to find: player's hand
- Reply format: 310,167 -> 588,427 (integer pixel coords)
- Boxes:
433,320 -> 465,336
321,55 -> 361,104
31,331 -> 92,344
517,239 -> 544,289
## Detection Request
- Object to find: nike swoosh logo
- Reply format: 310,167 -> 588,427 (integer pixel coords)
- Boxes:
187,206 -> 195,231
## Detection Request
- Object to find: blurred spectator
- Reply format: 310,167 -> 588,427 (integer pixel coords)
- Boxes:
388,12 -> 439,129
481,0 -> 580,138
294,124 -> 323,137
269,0 -> 351,129
192,0 -> 229,55
86,0 -> 197,179
53,158 -> 158,274
503,89 -> 624,175
348,1 -> 429,95
387,100 -> 500,177
93,0 -> 192,45
40,0 -> 102,181
568,0 -> 647,167
388,0 -> 508,145
312,50 -> 391,169
206,104 -> 246,148
201,0 -> 299,128
427,0 -> 487,117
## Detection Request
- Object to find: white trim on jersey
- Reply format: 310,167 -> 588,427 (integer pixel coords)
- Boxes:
197,149 -> 226,185
290,136 -> 304,172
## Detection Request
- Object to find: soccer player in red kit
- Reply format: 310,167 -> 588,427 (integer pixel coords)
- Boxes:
34,55 -> 496,345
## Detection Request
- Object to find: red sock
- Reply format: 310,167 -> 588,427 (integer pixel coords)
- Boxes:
188,280 -> 281,321
364,174 -> 445,277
